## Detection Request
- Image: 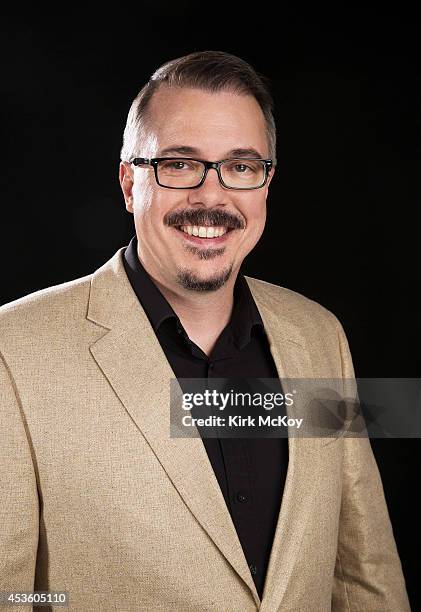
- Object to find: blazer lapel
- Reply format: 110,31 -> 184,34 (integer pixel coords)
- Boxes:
244,277 -> 322,611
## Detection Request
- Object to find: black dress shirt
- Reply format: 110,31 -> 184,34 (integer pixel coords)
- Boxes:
123,235 -> 289,599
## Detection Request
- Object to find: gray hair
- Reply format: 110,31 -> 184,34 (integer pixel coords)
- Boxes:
120,50 -> 277,167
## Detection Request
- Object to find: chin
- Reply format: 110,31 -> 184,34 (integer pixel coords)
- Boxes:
175,263 -> 233,293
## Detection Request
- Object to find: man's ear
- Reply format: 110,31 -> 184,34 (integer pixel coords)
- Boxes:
264,167 -> 276,198
119,161 -> 134,213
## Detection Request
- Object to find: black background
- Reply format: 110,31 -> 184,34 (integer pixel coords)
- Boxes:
1,7 -> 420,609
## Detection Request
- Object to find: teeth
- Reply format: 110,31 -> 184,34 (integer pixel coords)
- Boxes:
180,226 -> 228,238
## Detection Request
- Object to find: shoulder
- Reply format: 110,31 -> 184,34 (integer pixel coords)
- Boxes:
0,273 -> 93,345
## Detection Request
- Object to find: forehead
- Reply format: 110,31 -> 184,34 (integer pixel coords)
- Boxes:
146,85 -> 268,156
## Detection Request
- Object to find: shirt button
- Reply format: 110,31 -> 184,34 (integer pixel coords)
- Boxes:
249,563 -> 258,576
236,491 -> 248,503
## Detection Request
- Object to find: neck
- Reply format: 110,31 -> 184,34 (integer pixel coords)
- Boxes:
155,274 -> 237,356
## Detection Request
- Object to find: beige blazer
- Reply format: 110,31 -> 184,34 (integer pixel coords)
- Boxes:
0,246 -> 410,611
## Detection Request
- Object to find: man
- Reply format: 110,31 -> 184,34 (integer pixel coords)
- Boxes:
0,50 -> 410,611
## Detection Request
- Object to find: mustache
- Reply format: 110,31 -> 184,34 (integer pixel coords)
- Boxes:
164,209 -> 245,230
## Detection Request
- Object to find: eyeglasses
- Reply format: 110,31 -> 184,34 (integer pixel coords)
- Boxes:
130,157 -> 273,190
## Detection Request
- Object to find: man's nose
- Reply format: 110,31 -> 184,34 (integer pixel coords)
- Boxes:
188,167 -> 229,205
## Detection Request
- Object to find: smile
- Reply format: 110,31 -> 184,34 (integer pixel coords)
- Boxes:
173,224 -> 236,245
180,225 -> 229,238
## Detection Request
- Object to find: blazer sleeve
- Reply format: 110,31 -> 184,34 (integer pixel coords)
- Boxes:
331,322 -> 411,611
0,351 -> 39,611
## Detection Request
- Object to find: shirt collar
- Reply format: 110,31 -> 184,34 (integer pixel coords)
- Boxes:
230,267 -> 265,349
123,235 -> 177,332
123,234 -> 264,350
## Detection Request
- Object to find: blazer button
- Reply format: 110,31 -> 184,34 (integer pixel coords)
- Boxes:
249,563 -> 258,575
236,491 -> 248,503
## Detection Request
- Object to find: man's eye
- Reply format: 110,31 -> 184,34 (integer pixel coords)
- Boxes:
231,163 -> 256,173
161,161 -> 196,171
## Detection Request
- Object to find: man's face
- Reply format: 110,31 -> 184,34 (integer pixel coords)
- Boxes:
120,85 -> 275,293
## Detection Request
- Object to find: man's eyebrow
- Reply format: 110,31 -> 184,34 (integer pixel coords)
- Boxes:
157,145 -> 265,158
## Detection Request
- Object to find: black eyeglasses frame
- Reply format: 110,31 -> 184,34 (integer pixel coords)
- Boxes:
129,157 -> 273,190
